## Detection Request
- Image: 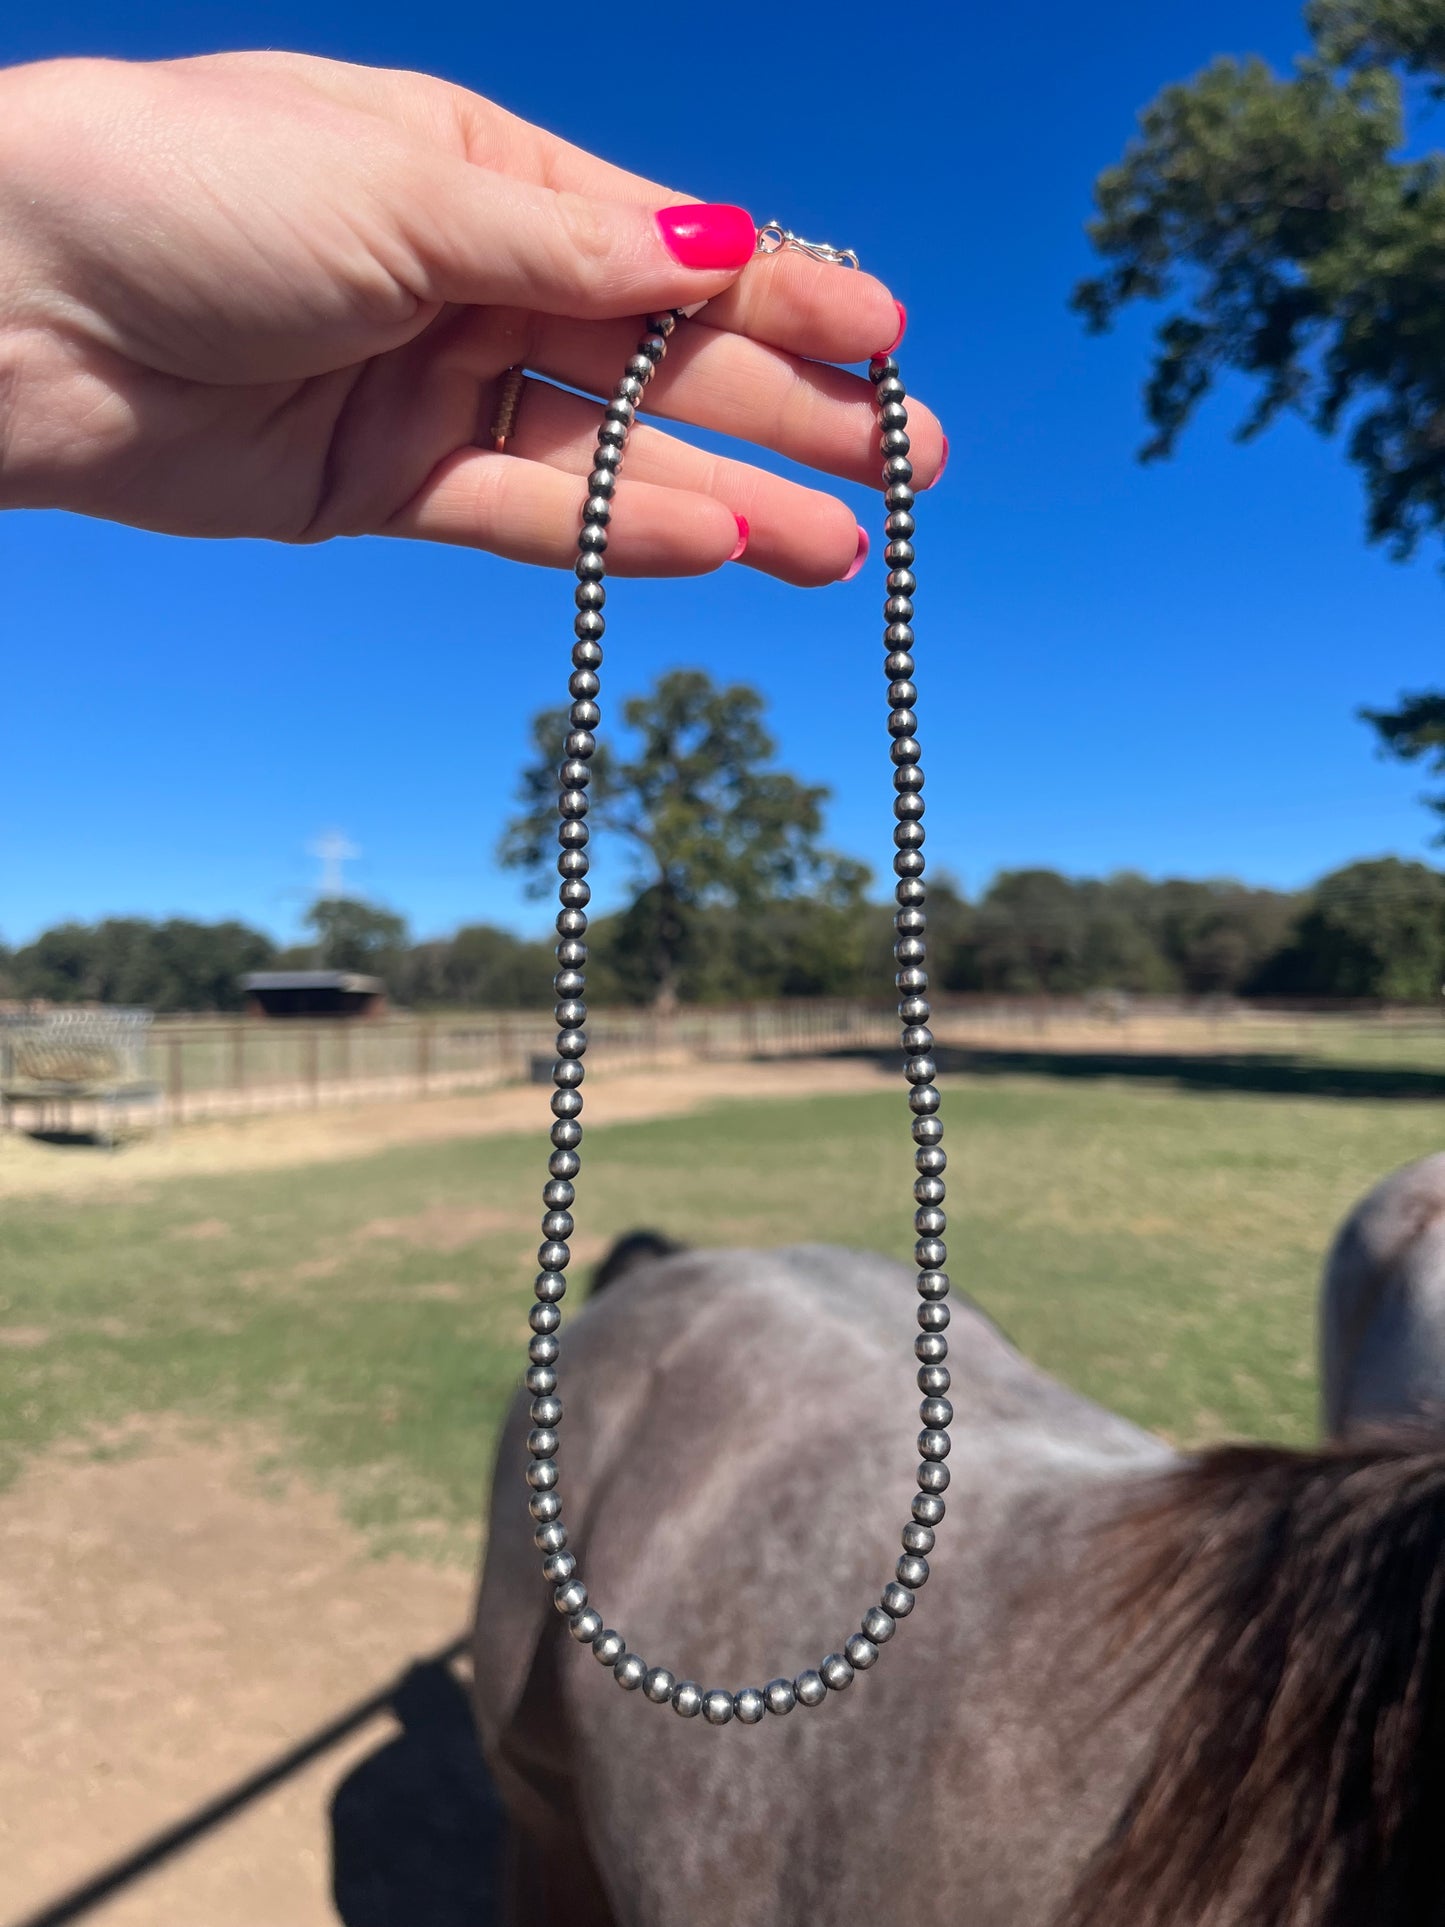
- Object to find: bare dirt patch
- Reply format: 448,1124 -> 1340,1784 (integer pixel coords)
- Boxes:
170,1216 -> 232,1241
0,1325 -> 50,1348
355,1204 -> 520,1252
1,1428 -> 474,1927
0,1055 -> 895,1203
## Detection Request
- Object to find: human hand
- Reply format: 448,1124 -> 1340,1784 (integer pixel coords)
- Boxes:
0,52 -> 944,583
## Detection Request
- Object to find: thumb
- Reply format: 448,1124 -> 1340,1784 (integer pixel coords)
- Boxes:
406,167 -> 757,320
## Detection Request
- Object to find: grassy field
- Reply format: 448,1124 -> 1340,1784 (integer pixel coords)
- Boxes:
2,1057 -> 1442,1560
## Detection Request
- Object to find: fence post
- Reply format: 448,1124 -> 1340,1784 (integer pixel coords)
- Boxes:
168,1034 -> 184,1122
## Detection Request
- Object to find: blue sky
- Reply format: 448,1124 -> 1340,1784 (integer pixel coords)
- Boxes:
3,0 -> 1441,946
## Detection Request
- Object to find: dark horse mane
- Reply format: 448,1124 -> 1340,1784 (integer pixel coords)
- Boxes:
1062,1433 -> 1445,1927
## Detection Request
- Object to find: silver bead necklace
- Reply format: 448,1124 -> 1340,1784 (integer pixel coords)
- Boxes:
522,225 -> 949,1725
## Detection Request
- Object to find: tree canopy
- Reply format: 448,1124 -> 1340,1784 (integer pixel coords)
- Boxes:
1076,0 -> 1445,559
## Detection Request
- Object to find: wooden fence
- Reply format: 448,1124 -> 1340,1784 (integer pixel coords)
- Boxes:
3,994 -> 1442,1133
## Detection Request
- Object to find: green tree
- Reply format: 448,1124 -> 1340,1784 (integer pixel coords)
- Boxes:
305,897 -> 408,979
1258,855 -> 1445,998
1360,689 -> 1445,838
500,669 -> 866,1008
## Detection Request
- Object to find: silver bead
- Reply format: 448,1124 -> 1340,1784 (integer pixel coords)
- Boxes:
915,1233 -> 947,1267
913,1492 -> 946,1526
702,1689 -> 734,1725
734,1687 -> 766,1724
535,1268 -> 569,1305
555,1030 -> 586,1060
559,879 -> 591,909
905,1056 -> 937,1087
526,1458 -> 558,1490
897,1554 -> 930,1589
543,1550 -> 577,1583
551,1087 -> 584,1118
541,1209 -> 574,1240
918,1429 -> 952,1460
615,1653 -> 648,1691
917,1269 -> 949,1300
554,998 -> 586,1027
917,1365 -> 950,1395
794,1670 -> 828,1708
918,1304 -> 950,1336
881,1582 -> 916,1618
887,508 -> 916,537
541,1182 -> 574,1214
672,1681 -> 704,1718
902,1522 -> 936,1555
570,1606 -> 603,1643
554,1579 -> 587,1615
862,1606 -> 896,1644
530,1396 -> 562,1427
914,1118 -> 945,1147
643,1666 -> 676,1704
551,1119 -> 583,1149
764,1677 -> 797,1715
845,1634 -> 880,1670
918,1460 -> 951,1492
572,637 -> 603,668
913,1170 -> 944,1201
526,1365 -> 558,1395
588,465 -> 617,496
593,1628 -> 625,1665
554,967 -> 586,994
538,1240 -> 571,1272
884,650 -> 916,679
921,1397 -> 954,1429
915,1143 -> 946,1173
915,1332 -> 948,1364
820,1653 -> 855,1692
558,822 -> 589,851
900,995 -> 932,1024
529,1490 -> 561,1522
534,1520 -> 568,1553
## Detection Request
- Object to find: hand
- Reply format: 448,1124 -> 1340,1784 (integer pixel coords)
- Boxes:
0,52 -> 944,583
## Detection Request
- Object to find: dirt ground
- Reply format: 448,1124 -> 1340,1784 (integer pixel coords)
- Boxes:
1,1429 -> 477,1927
0,1053 -> 896,1202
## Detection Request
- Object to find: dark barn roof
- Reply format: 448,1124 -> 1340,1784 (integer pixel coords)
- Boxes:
240,972 -> 383,994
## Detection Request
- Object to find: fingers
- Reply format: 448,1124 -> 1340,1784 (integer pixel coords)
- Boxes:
382,446 -> 745,577
401,162 -> 759,322
494,376 -> 864,588
508,310 -> 946,492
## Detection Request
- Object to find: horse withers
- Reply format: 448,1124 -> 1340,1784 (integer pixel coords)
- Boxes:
474,1236 -> 1445,1927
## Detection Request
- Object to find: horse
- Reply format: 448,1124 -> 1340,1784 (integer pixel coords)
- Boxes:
1321,1149 -> 1445,1437
473,1236 -> 1445,1927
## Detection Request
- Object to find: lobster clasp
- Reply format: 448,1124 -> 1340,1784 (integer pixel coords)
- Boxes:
756,221 -> 860,271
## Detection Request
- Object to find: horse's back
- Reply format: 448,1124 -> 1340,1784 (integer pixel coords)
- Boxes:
475,1244 -> 1169,1927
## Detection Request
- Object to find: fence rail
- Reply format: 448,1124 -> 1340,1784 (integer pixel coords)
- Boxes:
2,994 -> 1442,1134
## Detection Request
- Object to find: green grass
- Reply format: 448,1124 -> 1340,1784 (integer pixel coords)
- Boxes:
2,1064 -> 1442,1559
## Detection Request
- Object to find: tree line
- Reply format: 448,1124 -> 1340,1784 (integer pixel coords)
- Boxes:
4,854 -> 1443,1012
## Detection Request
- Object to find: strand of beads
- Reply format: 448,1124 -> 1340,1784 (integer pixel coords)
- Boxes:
521,314 -> 950,1726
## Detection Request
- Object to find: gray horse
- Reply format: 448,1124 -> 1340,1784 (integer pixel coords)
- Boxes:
1321,1149 -> 1445,1437
474,1236 -> 1445,1927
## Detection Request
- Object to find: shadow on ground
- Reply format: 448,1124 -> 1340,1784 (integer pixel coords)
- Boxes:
850,1044 -> 1445,1103
330,1657 -> 503,1926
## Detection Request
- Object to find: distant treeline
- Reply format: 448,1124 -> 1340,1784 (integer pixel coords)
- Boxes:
5,856 -> 1443,1012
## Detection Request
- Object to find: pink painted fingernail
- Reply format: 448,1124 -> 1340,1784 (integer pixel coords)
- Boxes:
655,204 -> 756,272
875,301 -> 907,357
924,435 -> 949,490
729,515 -> 750,562
840,525 -> 869,583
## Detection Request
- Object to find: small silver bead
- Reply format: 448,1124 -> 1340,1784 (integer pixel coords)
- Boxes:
900,995 -> 932,1024
918,1428 -> 952,1460
917,1303 -> 949,1337
915,1234 -> 947,1267
910,1088 -> 942,1120
526,1458 -> 558,1490
905,1056 -> 937,1086
862,1606 -> 896,1644
882,1582 -> 916,1618
530,1396 -> 562,1428
554,966 -> 586,994
902,1522 -> 936,1555
794,1670 -> 828,1708
702,1689 -> 734,1725
526,1364 -> 558,1396
918,1460 -> 951,1492
643,1666 -> 676,1704
615,1653 -> 648,1691
921,1397 -> 955,1429
572,637 -> 603,668
917,1364 -> 951,1395
541,1210 -> 574,1241
915,1332 -> 948,1364
845,1634 -> 880,1670
551,1121 -> 583,1151
913,1492 -> 946,1526
528,1490 -> 561,1522
592,1628 -> 625,1665
821,1653 -> 855,1692
542,1549 -> 576,1584
912,1169 -> 944,1200
558,821 -> 589,851
554,1579 -> 587,1615
551,1087 -> 584,1118
548,1148 -> 581,1183
672,1681 -> 704,1718
569,1606 -> 603,1643
917,1270 -> 949,1301
589,465 -> 617,496
538,1241 -> 571,1273
897,1554 -> 930,1589
915,1141 -> 946,1171
764,1677 -> 797,1715
734,1687 -> 766,1724
534,1520 -> 568,1553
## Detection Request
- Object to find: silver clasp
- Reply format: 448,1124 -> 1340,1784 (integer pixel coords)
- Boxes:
756,221 -> 860,272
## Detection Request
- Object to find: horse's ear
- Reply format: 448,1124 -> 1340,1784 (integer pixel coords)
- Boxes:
1061,1435 -> 1445,1927
590,1230 -> 686,1294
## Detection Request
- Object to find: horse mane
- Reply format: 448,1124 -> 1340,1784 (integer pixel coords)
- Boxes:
1061,1433 -> 1445,1927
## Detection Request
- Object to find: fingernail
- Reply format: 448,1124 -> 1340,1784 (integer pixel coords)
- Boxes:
875,301 -> 907,357
729,515 -> 749,562
655,203 -> 756,272
840,525 -> 869,583
923,435 -> 949,490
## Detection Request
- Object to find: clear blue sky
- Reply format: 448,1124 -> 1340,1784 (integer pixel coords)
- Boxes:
3,0 -> 1441,947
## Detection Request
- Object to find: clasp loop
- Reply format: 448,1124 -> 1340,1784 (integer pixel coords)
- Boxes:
756,221 -> 860,271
